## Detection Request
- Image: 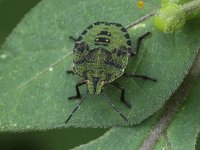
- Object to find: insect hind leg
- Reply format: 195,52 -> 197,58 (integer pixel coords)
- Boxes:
123,72 -> 157,82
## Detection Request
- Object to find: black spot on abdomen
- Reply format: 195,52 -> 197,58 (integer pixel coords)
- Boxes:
126,40 -> 131,47
104,60 -> 123,69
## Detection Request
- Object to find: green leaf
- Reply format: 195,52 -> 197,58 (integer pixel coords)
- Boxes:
0,128 -> 107,150
153,78 -> 200,150
72,75 -> 200,150
72,114 -> 159,150
0,0 -> 200,131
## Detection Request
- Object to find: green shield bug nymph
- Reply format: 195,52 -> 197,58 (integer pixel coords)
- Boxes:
66,22 -> 156,123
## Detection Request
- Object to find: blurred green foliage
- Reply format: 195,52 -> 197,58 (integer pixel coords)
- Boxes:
0,0 -> 40,45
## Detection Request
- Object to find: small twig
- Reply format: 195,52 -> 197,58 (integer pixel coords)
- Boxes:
182,0 -> 200,19
125,11 -> 157,30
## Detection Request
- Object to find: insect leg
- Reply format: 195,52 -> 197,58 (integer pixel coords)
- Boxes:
102,92 -> 128,122
66,70 -> 75,74
65,91 -> 88,124
68,80 -> 87,100
111,82 -> 131,108
69,36 -> 78,42
130,32 -> 151,56
123,72 -> 157,82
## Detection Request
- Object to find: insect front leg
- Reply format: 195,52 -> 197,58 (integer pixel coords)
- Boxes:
69,36 -> 78,42
111,82 -> 131,108
130,32 -> 151,56
123,72 -> 157,82
69,80 -> 87,100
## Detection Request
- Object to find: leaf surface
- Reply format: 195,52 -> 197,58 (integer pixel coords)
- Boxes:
73,75 -> 200,150
0,0 -> 200,131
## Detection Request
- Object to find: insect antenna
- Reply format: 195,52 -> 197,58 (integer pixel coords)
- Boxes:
65,91 -> 89,124
102,92 -> 128,122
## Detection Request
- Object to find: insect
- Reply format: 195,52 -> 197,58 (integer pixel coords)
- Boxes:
66,21 -> 156,123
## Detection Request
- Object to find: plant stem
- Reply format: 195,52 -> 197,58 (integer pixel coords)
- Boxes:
154,0 -> 200,32
182,0 -> 200,20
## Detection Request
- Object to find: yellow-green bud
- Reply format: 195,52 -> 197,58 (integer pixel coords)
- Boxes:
154,4 -> 185,33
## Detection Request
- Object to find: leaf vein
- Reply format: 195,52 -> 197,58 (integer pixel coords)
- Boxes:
17,52 -> 72,89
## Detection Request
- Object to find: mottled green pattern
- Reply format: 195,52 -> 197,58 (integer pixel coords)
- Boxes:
72,22 -> 130,94
82,22 -> 130,50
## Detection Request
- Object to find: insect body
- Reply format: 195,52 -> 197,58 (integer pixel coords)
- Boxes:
66,22 -> 156,123
73,22 -> 131,95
